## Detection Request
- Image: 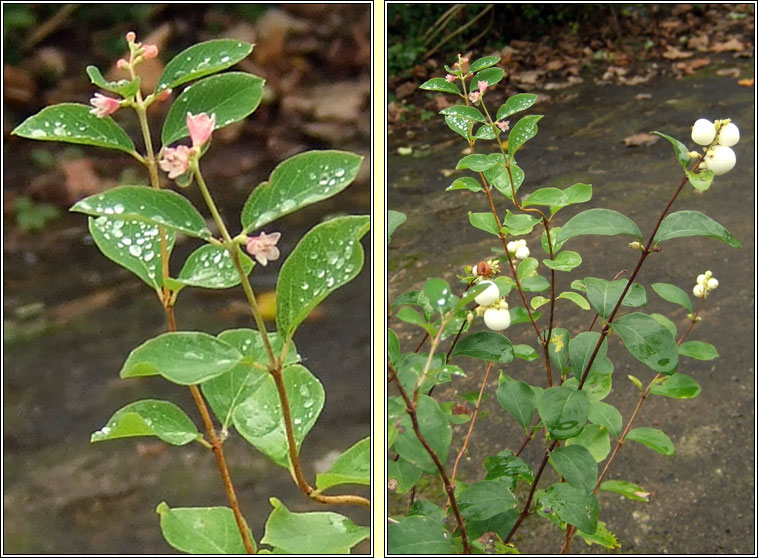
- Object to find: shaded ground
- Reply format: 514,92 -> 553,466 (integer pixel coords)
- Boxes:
387,61 -> 754,553
3,4 -> 371,554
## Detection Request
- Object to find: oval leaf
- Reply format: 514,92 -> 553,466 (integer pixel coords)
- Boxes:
395,395 -> 451,474
496,93 -> 537,121
156,502 -> 254,554
12,103 -> 135,154
558,208 -> 643,244
599,480 -> 651,502
439,104 -> 486,123
91,399 -> 199,445
613,312 -> 679,374
72,185 -> 210,239
584,277 -> 647,318
588,400 -> 622,438
468,211 -> 501,237
388,516 -> 458,554
538,483 -> 598,534
241,150 -> 363,232
543,250 -> 582,272
166,244 -> 254,293
549,445 -> 598,491
233,364 -> 324,468
419,77 -> 461,95
120,332 -> 243,384
447,176 -> 483,192
445,113 -> 473,139
451,331 -> 514,363
508,114 -> 543,156
677,340 -> 718,360
626,427 -> 675,456
653,210 -> 741,248
315,437 -> 370,491
456,153 -> 496,171
458,479 -> 517,522
496,379 -> 535,430
89,216 -> 174,291
262,498 -> 369,554
161,72 -> 265,146
470,55 -> 501,73
649,372 -> 702,398
652,282 -> 693,312
86,65 -> 140,97
537,386 -> 589,440
157,39 -> 253,92
276,215 -> 369,340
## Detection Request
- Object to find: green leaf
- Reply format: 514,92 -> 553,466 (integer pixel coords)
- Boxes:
565,424 -> 611,462
458,479 -> 517,522
496,380 -> 535,430
166,244 -> 253,294
473,124 -> 497,140
12,103 -> 136,154
537,386 -> 589,440
157,39 -> 253,92
557,208 -> 643,244
451,331 -> 514,363
467,510 -> 519,543
161,72 -> 265,146
388,209 -> 407,242
484,450 -> 534,486
562,183 -> 593,207
447,176 -> 483,192
491,164 -> 525,199
424,277 -> 456,315
652,131 -> 691,169
653,210 -> 741,248
86,65 -> 140,97
156,502 -> 254,554
517,257 -> 538,280
549,445 -> 597,491
651,312 -> 678,339
652,282 -> 693,312
548,328 -> 570,374
444,114 -> 472,140
201,328 -> 295,428
419,77 -> 461,95
510,306 -> 541,325
613,312 -> 679,374
91,399 -> 199,445
474,67 -> 505,87
576,521 -> 621,549
456,153 -> 496,171
88,216 -> 174,292
396,307 -> 437,339
584,277 -> 647,319
569,331 -> 607,379
557,291 -> 590,310
649,372 -> 702,398
440,104 -> 485,123
233,364 -> 324,468
395,395 -> 451,474
588,400 -> 622,438
626,427 -> 675,456
120,332 -> 243,384
468,211 -> 501,236
316,437 -> 370,491
72,185 -> 210,239
470,55 -> 501,73
276,215 -> 369,340
387,458 -> 423,494
514,343 -> 539,361
241,150 -> 363,232
262,498 -> 369,554
531,296 -> 549,310
678,340 -> 719,360
564,370 -> 613,402
503,210 -> 540,236
521,274 -> 550,292
599,480 -> 651,502
543,250 -> 582,272
508,114 -> 543,157
538,483 -> 598,534
387,516 -> 458,554
496,93 -> 537,121
523,187 -> 567,208
686,167 -> 715,192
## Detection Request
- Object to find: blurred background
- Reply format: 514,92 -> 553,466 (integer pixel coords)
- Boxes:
3,3 -> 371,553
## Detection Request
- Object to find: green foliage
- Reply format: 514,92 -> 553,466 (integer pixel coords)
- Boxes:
156,502 -> 255,554
13,196 -> 61,233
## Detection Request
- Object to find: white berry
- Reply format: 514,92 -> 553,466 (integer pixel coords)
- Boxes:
704,145 -> 736,175
474,280 -> 500,307
484,307 -> 511,331
691,118 -> 716,145
515,245 -> 530,259
707,278 -> 719,290
693,284 -> 705,297
717,122 -> 740,147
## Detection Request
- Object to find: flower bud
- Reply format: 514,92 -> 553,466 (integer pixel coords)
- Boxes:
474,280 -> 500,307
116,58 -> 129,70
126,31 -> 136,43
704,145 -> 736,175
142,44 -> 159,59
716,122 -> 740,147
691,118 -> 716,146
484,307 -> 511,331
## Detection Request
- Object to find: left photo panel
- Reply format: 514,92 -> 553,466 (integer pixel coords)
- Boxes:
3,3 -> 372,555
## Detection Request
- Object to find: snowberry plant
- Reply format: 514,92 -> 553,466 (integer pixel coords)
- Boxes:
13,33 -> 371,554
387,54 -> 742,554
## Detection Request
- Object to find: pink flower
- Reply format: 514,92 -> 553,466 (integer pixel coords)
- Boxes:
478,80 -> 488,93
445,74 -> 456,82
187,112 -> 215,148
497,120 -> 510,132
159,145 -> 193,179
468,91 -> 480,104
126,31 -> 136,43
89,93 -> 121,118
245,231 -> 281,266
142,44 -> 159,59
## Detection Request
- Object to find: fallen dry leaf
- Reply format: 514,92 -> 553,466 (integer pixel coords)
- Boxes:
716,68 -> 741,77
662,45 -> 694,60
395,81 -> 417,100
623,133 -> 661,147
737,78 -> 754,87
676,57 -> 711,75
711,37 -> 744,53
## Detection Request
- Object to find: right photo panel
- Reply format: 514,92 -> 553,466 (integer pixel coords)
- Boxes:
386,3 -> 754,555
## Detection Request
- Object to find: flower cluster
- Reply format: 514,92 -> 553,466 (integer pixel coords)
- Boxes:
507,239 -> 530,260
471,258 -> 501,277
472,280 -> 511,331
691,118 -> 740,176
693,270 -> 718,298
158,112 -> 216,179
468,80 -> 488,104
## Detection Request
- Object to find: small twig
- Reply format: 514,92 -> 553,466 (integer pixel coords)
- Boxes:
22,4 -> 80,50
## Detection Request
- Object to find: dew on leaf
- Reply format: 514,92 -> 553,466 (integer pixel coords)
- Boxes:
129,245 -> 142,257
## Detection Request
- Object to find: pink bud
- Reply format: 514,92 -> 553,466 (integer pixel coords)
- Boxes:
468,91 -> 480,104
116,58 -> 130,70
142,44 -> 159,59
445,74 -> 456,83
155,88 -> 172,102
89,93 -> 121,118
245,231 -> 282,266
186,112 -> 216,148
478,80 -> 488,93
126,31 -> 136,43
158,145 -> 193,179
